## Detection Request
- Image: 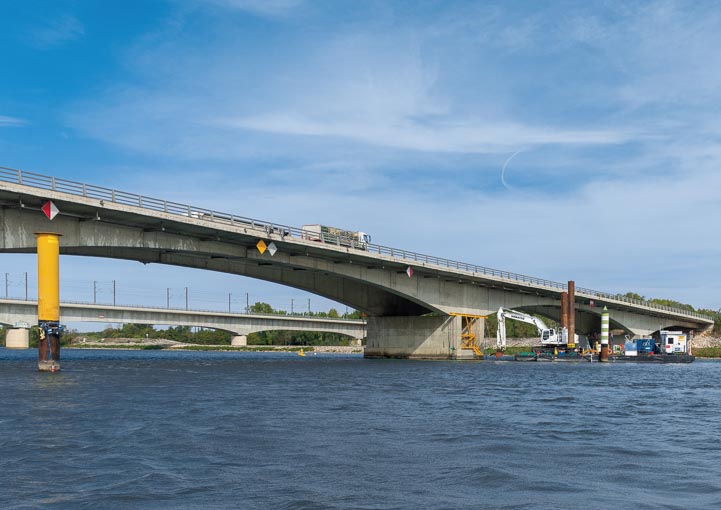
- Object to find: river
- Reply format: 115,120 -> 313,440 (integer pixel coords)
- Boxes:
1,348 -> 720,509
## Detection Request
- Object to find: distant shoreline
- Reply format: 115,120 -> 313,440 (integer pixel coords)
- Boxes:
66,343 -> 363,354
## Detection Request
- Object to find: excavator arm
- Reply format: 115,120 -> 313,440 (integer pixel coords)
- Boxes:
496,307 -> 550,351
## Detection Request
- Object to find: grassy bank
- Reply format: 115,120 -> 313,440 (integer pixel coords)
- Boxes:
482,346 -> 534,356
176,345 -> 308,352
692,347 -> 721,358
69,344 -> 166,350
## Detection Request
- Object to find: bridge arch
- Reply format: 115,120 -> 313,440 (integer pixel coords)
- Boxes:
0,206 -> 434,317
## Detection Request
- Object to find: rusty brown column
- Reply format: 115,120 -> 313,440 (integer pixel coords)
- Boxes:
567,281 -> 575,348
560,292 -> 569,330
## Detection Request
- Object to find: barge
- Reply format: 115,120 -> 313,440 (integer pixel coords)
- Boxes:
505,331 -> 695,363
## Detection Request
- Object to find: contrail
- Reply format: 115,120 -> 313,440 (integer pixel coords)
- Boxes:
501,149 -> 524,191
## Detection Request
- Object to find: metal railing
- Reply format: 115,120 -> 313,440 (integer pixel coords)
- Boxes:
0,166 -> 713,322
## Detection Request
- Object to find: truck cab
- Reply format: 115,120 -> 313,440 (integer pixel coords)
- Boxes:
357,232 -> 371,248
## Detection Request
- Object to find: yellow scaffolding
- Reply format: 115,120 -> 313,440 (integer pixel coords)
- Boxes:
450,313 -> 488,358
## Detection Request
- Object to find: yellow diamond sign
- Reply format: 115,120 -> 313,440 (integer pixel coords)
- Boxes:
256,239 -> 267,254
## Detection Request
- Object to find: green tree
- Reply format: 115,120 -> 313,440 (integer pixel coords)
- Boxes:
649,298 -> 695,312
249,302 -> 274,314
343,309 -> 363,319
622,292 -> 646,301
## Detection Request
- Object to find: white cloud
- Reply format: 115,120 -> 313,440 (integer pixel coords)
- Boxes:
222,113 -> 630,153
202,0 -> 303,17
27,14 -> 85,49
69,27 -> 632,160
0,115 -> 27,127
559,2 -> 721,110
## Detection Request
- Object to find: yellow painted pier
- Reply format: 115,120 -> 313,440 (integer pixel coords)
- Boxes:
36,233 -> 62,372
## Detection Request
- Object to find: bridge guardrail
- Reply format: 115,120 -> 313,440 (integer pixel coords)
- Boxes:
0,166 -> 713,322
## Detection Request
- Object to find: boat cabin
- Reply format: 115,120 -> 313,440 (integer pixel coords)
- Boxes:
659,330 -> 687,354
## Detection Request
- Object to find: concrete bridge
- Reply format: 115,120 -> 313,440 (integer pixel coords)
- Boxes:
0,167 -> 713,358
0,298 -> 366,343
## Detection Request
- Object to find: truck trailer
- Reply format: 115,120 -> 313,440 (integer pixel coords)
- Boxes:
301,224 -> 371,250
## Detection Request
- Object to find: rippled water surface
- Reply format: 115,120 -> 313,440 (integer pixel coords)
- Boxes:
1,348 -> 721,509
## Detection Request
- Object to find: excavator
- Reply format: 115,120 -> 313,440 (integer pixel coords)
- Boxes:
495,307 -> 578,352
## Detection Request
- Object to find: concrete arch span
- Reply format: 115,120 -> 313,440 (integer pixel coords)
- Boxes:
0,205 -> 610,320
0,208 -> 433,317
0,299 -> 366,340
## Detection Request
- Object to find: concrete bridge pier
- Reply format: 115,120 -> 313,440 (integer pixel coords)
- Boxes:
5,328 -> 30,349
231,335 -> 248,346
365,315 -> 468,360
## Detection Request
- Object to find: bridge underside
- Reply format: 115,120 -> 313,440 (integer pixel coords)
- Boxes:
0,197 -> 711,359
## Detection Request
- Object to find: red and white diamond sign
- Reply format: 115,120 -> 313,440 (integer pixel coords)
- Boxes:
41,201 -> 59,220
406,266 -> 413,278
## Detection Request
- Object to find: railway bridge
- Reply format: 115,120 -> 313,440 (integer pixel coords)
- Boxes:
0,298 -> 366,344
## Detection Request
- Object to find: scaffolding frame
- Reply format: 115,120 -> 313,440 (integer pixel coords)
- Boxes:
450,313 -> 488,358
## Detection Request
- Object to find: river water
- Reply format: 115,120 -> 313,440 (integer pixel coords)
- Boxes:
1,349 -> 720,509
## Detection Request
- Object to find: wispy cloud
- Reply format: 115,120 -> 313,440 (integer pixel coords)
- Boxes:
0,115 -> 27,127
69,24 -> 632,161
202,0 -> 303,17
222,113 -> 629,153
27,14 -> 85,49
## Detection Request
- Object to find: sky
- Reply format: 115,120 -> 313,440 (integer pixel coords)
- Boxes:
1,0 -> 721,326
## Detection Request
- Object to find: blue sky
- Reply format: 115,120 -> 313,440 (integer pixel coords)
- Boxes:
2,0 -> 721,322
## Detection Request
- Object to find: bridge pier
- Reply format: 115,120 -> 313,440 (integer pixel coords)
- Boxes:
5,328 -> 30,349
231,335 -> 247,346
365,315 -> 465,360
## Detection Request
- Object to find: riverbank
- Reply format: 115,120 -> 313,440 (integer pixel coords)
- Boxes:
24,334 -> 721,358
67,339 -> 363,354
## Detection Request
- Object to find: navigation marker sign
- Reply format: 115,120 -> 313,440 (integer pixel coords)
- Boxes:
406,266 -> 414,278
41,201 -> 59,220
256,240 -> 267,254
267,242 -> 278,256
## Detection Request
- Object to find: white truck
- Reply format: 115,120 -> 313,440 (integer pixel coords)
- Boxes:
301,224 -> 371,250
496,307 -> 578,352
